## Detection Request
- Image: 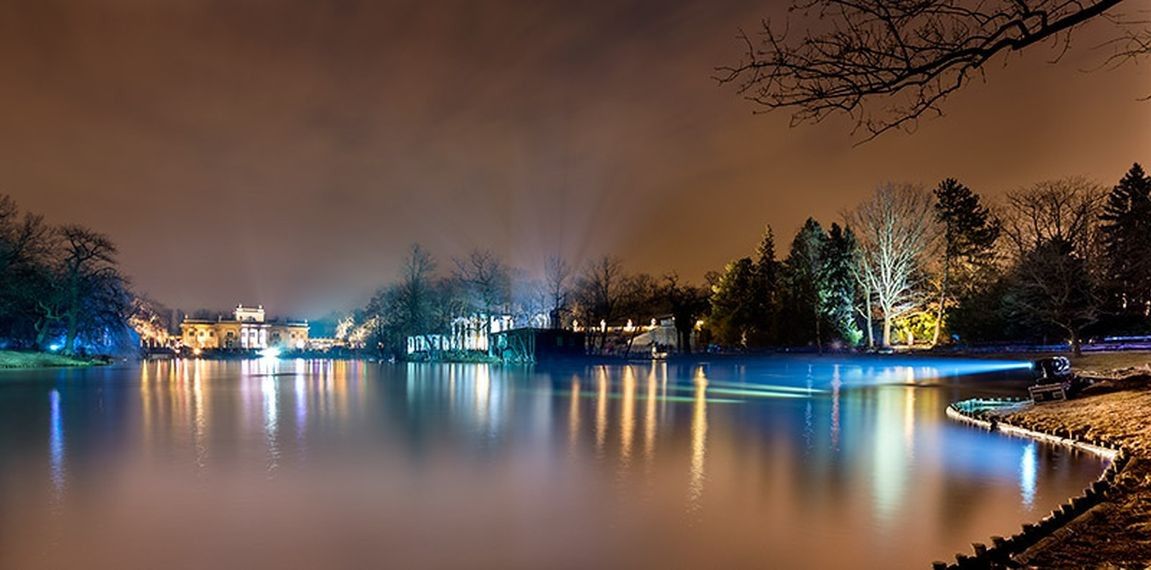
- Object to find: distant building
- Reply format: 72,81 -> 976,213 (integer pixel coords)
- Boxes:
181,305 -> 309,351
405,314 -> 516,355
491,328 -> 586,362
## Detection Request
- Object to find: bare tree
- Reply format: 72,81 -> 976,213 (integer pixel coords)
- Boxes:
366,243 -> 447,357
453,248 -> 512,352
848,183 -> 938,347
1007,237 -> 1099,355
55,225 -> 124,354
662,273 -> 711,354
574,255 -> 625,352
998,177 -> 1105,354
617,272 -> 660,357
544,255 -> 572,329
716,0 -> 1142,140
0,195 -> 49,274
1000,177 -> 1105,257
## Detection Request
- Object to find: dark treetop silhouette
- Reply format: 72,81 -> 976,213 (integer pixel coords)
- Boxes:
717,0 -> 1147,140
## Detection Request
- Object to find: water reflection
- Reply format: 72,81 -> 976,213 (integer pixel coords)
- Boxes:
619,366 -> 636,468
1021,442 -> 1037,507
0,357 -> 1105,570
48,389 -> 64,498
644,366 -> 658,467
688,366 -> 708,512
595,366 -> 608,457
262,374 -> 279,474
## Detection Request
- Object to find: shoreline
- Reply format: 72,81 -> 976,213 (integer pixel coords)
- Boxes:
0,350 -> 108,371
944,371 -> 1151,568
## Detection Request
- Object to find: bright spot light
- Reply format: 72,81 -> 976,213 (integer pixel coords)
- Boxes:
259,347 -> 281,359
48,344 -> 61,352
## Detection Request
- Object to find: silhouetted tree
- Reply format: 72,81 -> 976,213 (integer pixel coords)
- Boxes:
616,273 -> 660,357
0,195 -> 52,345
1001,177 -> 1104,256
717,0 -> 1144,140
998,178 -> 1105,354
783,218 -> 829,350
752,226 -> 782,343
1099,163 -> 1151,324
662,273 -> 710,354
453,249 -> 512,353
1005,238 -> 1099,356
932,179 -> 1000,345
366,243 -> 452,358
55,225 -> 127,355
573,256 -> 626,352
544,255 -> 572,329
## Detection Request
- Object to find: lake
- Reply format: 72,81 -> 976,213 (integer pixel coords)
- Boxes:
0,357 -> 1106,569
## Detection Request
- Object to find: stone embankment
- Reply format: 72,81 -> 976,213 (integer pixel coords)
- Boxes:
940,372 -> 1151,569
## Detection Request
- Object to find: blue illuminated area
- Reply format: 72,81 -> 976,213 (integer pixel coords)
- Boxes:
549,356 -> 1034,409
676,356 -> 1034,394
49,389 -> 65,494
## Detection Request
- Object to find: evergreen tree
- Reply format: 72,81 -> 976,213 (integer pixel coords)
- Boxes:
820,224 -> 863,346
708,257 -> 759,347
932,179 -> 999,345
1099,163 -> 1151,325
783,218 -> 828,351
752,226 -> 782,344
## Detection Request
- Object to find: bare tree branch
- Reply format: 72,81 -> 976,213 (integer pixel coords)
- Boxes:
716,0 -> 1140,142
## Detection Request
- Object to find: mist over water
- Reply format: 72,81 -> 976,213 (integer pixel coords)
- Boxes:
0,358 -> 1104,569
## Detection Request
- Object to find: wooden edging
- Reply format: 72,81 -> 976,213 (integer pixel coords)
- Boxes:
933,398 -> 1131,570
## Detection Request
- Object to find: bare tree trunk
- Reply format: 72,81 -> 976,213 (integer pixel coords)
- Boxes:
932,260 -> 949,347
882,310 -> 892,348
64,282 -> 80,354
35,319 -> 51,349
859,281 -> 875,349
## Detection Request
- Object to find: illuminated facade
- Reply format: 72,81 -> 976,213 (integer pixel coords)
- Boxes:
406,314 -> 515,355
181,305 -> 309,351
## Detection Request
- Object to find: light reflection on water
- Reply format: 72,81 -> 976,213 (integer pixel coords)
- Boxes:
0,357 -> 1103,569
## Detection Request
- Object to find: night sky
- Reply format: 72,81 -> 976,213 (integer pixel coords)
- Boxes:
1,0 -> 1148,317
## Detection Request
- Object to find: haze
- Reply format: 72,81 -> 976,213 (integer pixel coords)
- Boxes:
1,0 -> 1147,316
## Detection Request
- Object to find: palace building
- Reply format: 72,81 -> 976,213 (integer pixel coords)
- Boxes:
181,305 -> 309,351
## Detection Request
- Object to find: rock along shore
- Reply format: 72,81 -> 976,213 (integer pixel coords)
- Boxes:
943,373 -> 1151,569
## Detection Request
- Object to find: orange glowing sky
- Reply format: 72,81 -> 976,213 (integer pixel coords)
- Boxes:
1,0 -> 1148,316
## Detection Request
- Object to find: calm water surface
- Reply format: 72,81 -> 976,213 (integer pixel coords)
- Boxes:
0,357 -> 1105,569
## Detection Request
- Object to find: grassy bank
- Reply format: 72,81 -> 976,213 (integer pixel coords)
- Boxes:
0,350 -> 103,370
988,372 -> 1151,567
1067,350 -> 1151,374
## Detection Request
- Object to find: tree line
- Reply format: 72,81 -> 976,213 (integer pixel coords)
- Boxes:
709,164 -> 1151,355
348,245 -> 709,359
347,162 -> 1149,358
0,195 -> 135,355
